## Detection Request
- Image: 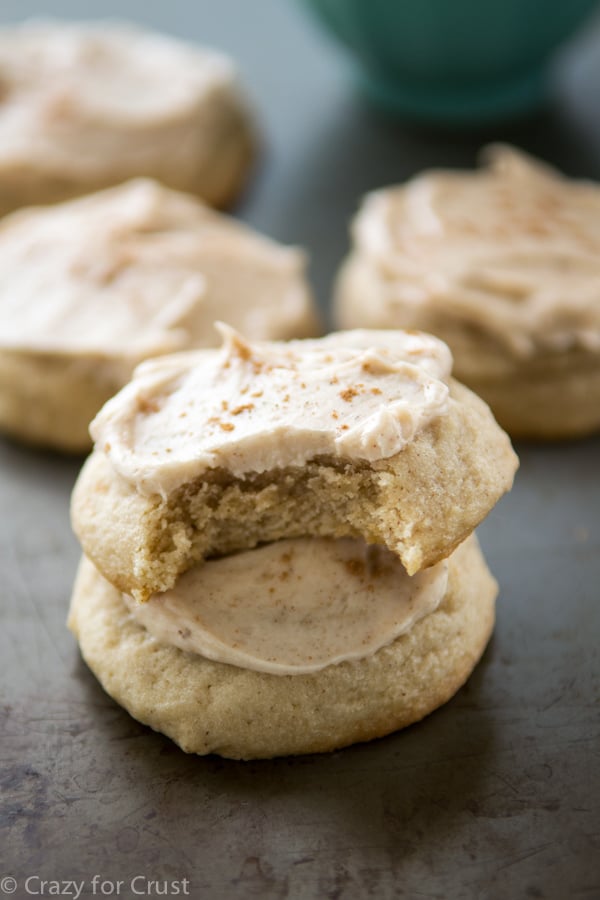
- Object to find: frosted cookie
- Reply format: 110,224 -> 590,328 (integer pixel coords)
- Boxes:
68,533 -> 497,759
0,21 -> 257,214
71,327 -> 518,600
335,146 -> 600,439
0,180 -> 317,451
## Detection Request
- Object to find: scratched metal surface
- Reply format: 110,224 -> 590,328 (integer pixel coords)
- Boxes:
1,2 -> 600,899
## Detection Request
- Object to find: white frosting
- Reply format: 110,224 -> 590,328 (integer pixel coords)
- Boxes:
354,146 -> 600,357
0,21 -> 236,175
91,325 -> 452,496
123,537 -> 448,674
0,179 -> 314,357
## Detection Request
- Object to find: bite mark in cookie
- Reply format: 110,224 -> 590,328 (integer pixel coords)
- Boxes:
72,328 -> 517,600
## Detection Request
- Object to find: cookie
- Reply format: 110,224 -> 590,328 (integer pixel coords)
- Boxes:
71,327 -> 518,600
0,20 -> 256,214
68,533 -> 497,759
335,146 -> 600,439
0,180 -> 318,451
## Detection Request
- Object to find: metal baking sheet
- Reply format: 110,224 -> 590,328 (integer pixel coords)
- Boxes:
1,2 -> 599,898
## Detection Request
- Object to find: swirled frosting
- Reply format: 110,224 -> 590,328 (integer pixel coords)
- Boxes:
123,537 -> 448,674
0,179 -> 315,358
91,325 -> 452,496
352,146 -> 600,356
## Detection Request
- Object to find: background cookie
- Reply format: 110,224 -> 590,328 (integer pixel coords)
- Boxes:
68,534 -> 497,759
0,20 -> 257,215
0,179 -> 318,451
335,146 -> 600,439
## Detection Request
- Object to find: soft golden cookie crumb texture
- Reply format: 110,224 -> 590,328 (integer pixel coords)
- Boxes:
72,381 -> 517,601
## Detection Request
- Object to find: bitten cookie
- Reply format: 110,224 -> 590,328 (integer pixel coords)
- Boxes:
68,533 -> 497,759
0,20 -> 257,214
0,180 -> 318,451
335,146 -> 600,439
71,327 -> 518,600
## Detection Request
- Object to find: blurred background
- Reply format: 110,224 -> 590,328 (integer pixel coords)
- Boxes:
3,0 -> 600,318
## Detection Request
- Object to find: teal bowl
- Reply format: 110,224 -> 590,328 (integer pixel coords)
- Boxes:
299,0 -> 599,122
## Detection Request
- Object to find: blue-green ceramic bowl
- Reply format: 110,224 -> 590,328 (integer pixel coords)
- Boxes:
299,0 -> 599,122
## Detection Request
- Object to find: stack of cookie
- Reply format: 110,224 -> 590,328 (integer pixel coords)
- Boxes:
0,19 -> 525,760
69,326 -> 518,759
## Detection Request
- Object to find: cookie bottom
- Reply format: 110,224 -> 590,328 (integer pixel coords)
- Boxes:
0,349 -> 124,453
466,361 -> 600,440
68,534 -> 497,759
